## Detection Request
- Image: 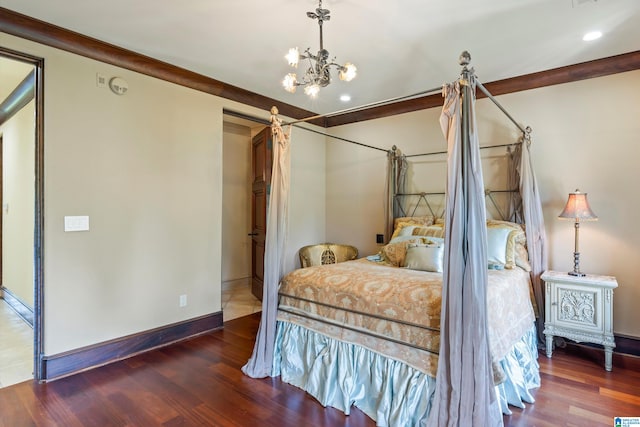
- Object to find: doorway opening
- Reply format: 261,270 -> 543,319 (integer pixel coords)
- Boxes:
0,46 -> 44,386
221,112 -> 266,322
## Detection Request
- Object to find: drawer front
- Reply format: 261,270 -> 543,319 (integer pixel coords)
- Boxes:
550,282 -> 604,333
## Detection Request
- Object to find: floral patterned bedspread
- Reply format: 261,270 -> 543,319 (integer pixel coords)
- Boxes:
277,258 -> 534,375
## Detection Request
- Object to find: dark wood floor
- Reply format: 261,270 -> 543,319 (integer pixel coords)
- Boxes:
1,313 -> 638,427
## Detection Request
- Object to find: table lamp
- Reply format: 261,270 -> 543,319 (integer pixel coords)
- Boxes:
558,189 -> 598,276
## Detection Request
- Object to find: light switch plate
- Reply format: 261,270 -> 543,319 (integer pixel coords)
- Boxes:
96,73 -> 106,88
64,216 -> 90,232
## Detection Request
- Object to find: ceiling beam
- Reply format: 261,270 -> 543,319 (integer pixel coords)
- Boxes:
325,50 -> 640,127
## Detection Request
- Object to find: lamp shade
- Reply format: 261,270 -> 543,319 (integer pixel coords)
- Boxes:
558,189 -> 598,221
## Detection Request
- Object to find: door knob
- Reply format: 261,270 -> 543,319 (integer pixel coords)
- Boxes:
248,232 -> 258,236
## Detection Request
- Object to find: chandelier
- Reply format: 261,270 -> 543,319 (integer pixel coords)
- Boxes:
282,0 -> 357,98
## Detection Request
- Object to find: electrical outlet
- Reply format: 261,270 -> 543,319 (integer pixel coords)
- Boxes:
179,294 -> 187,307
376,234 -> 384,244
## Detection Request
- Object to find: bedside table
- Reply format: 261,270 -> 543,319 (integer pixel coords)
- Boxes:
541,270 -> 618,371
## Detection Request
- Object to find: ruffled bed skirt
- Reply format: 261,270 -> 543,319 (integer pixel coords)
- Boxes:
272,321 -> 540,427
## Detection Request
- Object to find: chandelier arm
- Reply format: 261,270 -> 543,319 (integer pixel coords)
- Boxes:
326,62 -> 346,70
304,49 -> 318,61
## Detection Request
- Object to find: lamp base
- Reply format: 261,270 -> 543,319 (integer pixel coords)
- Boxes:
568,271 -> 586,277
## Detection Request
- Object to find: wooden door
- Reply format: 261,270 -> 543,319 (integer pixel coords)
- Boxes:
250,127 -> 271,301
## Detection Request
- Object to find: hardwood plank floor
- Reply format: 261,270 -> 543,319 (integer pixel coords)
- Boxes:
0,312 -> 638,426
0,281 -> 258,391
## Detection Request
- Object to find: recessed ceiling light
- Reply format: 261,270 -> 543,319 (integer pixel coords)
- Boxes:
340,94 -> 351,102
583,31 -> 602,41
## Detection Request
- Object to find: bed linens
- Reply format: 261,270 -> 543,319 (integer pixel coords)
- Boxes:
277,258 -> 535,378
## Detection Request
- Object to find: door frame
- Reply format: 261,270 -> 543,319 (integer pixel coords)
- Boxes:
0,46 -> 45,382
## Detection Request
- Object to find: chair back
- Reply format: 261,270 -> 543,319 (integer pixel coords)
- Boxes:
298,243 -> 358,268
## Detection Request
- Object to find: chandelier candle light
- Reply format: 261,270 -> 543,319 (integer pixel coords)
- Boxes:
282,0 -> 357,98
558,189 -> 598,276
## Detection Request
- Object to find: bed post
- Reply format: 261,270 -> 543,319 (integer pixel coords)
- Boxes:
459,51 -> 472,181
386,145 -> 399,242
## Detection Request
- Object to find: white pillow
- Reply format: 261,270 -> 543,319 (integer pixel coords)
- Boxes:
404,243 -> 444,273
397,225 -> 417,237
389,234 -> 425,244
486,227 -> 511,266
424,236 -> 444,245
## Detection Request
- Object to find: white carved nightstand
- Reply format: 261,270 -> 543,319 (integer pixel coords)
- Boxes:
542,270 -> 618,371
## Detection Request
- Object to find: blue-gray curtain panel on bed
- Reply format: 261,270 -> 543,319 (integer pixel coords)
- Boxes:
429,75 -> 502,426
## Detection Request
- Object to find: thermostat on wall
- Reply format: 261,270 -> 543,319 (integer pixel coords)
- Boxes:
109,77 -> 128,95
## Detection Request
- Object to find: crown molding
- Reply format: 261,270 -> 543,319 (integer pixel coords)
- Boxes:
0,7 -> 325,126
2,6 -> 638,128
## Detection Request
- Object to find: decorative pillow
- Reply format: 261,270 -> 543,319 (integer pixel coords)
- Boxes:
393,216 -> 434,230
391,216 -> 434,239
487,220 -> 526,269
486,226 -> 512,266
423,236 -> 444,245
404,243 -> 444,272
396,224 -> 418,238
381,237 -> 429,267
389,234 -> 426,244
515,240 -> 532,272
412,225 -> 445,239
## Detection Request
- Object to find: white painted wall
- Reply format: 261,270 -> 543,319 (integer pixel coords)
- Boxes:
0,33 -> 328,357
1,99 -> 35,307
285,123 -> 327,271
220,119 -> 327,283
327,70 -> 640,338
41,50 -> 224,355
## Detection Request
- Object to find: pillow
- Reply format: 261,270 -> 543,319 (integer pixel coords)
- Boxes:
404,243 -> 444,272
515,240 -> 532,272
423,236 -> 444,245
412,225 -> 445,239
487,220 -> 526,269
389,234 -> 426,244
391,216 -> 434,239
396,225 -> 418,238
486,226 -> 512,266
381,237 -> 430,267
393,216 -> 434,230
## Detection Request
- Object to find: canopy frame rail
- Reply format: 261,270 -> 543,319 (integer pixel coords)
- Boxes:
280,85 -> 445,127
395,189 -> 519,222
405,141 -> 522,158
224,108 -> 388,153
475,80 -> 527,135
228,50 -> 534,158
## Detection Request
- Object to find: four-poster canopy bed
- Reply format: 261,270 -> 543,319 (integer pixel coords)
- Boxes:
243,52 -> 548,427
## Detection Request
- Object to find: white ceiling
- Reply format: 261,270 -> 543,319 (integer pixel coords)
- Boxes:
1,0 -> 640,115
